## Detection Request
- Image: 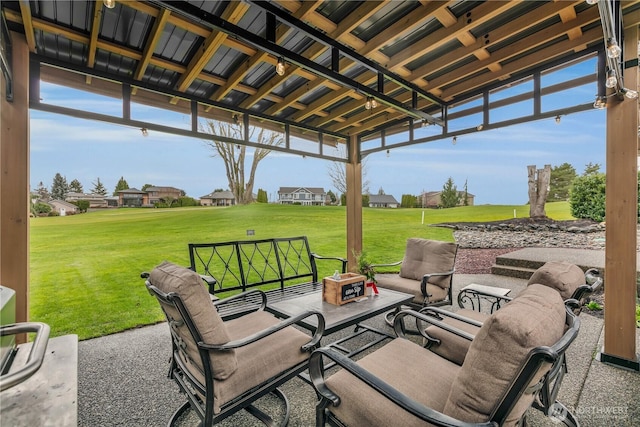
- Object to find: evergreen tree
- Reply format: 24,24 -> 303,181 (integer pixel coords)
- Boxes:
549,163 -> 577,201
113,176 -> 129,195
463,179 -> 469,206
91,178 -> 108,196
141,183 -> 153,191
400,194 -> 417,208
327,190 -> 337,204
256,188 -> 268,203
69,179 -> 84,193
377,187 -> 385,195
50,173 -> 69,200
36,181 -> 51,200
440,177 -> 460,208
583,162 -> 601,175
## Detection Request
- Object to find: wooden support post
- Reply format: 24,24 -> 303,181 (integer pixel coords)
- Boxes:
600,25 -> 639,371
345,135 -> 362,271
1,33 -> 30,343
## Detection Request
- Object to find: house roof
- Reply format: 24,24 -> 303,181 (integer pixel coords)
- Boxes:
48,200 -> 77,209
423,190 -> 475,197
368,194 -> 399,204
117,188 -> 144,194
278,187 -> 325,194
200,190 -> 235,200
145,186 -> 182,193
66,192 -> 105,199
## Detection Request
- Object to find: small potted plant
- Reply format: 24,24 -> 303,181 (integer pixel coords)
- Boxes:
355,251 -> 378,295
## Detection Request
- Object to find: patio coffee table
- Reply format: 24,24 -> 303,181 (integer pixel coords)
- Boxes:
266,288 -> 413,381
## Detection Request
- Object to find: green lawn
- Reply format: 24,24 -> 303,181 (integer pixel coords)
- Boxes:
30,202 -> 573,340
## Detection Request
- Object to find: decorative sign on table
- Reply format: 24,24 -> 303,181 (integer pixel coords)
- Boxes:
322,273 -> 367,305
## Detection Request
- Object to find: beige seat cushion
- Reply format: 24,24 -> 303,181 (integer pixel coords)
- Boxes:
326,338 -> 460,427
213,310 -> 311,414
425,308 -> 487,365
399,238 -> 457,289
443,284 -> 566,424
150,261 -> 237,380
527,261 -> 585,300
375,273 -> 448,305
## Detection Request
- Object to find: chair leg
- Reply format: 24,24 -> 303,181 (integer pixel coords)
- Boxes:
384,307 -> 400,327
244,388 -> 291,427
168,401 -> 192,427
548,401 -> 579,427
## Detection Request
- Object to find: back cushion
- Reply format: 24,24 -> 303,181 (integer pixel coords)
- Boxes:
150,261 -> 238,380
443,284 -> 566,424
527,261 -> 584,300
399,238 -> 458,288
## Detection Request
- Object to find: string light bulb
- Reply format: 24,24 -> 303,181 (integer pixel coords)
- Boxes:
593,96 -> 607,109
476,124 -> 483,131
103,0 -> 116,8
606,39 -> 622,59
452,136 -> 457,145
276,57 -> 285,76
623,88 -> 638,99
605,69 -> 618,88
555,115 -> 561,124
386,149 -> 390,158
140,128 -> 149,137
365,96 -> 377,110
585,0 -> 598,4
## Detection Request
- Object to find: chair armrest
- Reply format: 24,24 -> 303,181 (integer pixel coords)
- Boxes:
419,269 -> 455,296
213,289 -> 268,312
393,309 -> 476,342
311,253 -> 348,273
199,310 -> 325,352
419,307 -> 484,328
308,346 -> 496,427
370,260 -> 402,269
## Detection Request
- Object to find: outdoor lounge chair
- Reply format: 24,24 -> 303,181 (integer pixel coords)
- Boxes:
372,238 -> 458,325
423,262 -> 602,366
145,261 -> 325,426
310,284 -> 580,427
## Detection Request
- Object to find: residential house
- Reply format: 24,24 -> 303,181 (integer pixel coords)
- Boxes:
420,191 -> 475,208
277,187 -> 327,206
368,194 -> 399,208
65,192 -> 108,208
144,186 -> 183,205
117,188 -> 148,207
105,196 -> 119,207
48,200 -> 78,216
200,190 -> 235,206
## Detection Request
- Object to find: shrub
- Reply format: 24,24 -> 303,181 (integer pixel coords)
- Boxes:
175,196 -> 199,207
72,200 -> 90,212
569,173 -> 606,222
34,202 -> 52,214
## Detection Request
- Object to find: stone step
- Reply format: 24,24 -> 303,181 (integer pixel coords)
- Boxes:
494,255 -> 546,270
490,264 -> 537,279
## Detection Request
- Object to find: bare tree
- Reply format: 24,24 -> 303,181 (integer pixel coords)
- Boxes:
528,164 -> 551,218
328,147 -> 370,196
202,120 -> 282,205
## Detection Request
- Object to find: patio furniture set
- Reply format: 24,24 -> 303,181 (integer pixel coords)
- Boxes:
142,236 -> 601,427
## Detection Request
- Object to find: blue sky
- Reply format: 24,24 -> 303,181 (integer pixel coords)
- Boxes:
30,59 -> 607,205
